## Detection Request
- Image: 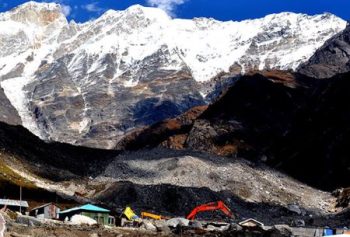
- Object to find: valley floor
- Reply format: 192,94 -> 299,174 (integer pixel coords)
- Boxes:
3,216 -> 349,237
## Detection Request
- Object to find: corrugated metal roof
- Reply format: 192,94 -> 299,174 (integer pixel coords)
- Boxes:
59,204 -> 110,214
31,202 -> 58,211
239,218 -> 264,226
0,199 -> 29,208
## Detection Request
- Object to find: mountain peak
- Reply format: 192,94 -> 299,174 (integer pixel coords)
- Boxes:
6,1 -> 64,25
124,4 -> 171,20
14,1 -> 60,11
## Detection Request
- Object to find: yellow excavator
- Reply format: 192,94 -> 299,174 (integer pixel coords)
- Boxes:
141,211 -> 169,220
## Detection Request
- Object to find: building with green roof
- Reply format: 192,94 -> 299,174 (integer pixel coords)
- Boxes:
59,204 -> 115,226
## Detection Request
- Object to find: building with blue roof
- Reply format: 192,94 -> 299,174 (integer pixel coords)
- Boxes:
59,204 -> 115,226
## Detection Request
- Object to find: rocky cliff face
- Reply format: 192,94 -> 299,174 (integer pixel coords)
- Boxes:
0,2 -> 346,149
298,23 -> 350,78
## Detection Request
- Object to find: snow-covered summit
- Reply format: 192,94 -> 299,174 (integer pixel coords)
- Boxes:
0,1 -> 65,25
125,4 -> 171,20
12,1 -> 61,12
0,2 -> 347,149
0,2 -> 346,81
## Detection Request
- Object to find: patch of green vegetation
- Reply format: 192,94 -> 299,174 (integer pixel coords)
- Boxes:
0,156 -> 38,190
0,155 -> 79,210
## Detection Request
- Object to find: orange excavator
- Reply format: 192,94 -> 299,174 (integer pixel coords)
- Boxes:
186,201 -> 234,220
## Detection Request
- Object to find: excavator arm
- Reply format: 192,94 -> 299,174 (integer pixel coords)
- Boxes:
186,201 -> 234,220
141,212 -> 163,220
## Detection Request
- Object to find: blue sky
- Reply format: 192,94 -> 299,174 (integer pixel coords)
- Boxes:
0,0 -> 350,22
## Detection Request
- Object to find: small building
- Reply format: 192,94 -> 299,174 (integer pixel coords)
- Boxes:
30,203 -> 60,220
0,199 -> 29,214
239,218 -> 264,228
59,204 -> 115,226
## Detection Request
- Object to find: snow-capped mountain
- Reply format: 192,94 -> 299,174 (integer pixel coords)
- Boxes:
0,1 -> 346,149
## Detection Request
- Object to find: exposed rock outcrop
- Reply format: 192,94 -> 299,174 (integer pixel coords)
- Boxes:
334,188 -> 350,208
298,23 -> 350,78
117,105 -> 208,150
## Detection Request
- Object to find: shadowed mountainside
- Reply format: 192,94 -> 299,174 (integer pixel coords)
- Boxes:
193,71 -> 350,190
0,121 -> 118,180
122,71 -> 350,191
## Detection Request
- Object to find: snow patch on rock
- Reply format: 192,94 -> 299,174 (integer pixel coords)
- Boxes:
0,77 -> 42,138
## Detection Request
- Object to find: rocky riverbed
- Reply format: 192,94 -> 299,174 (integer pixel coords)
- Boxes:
0,211 -> 304,237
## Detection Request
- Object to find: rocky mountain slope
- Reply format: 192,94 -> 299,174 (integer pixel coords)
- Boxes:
188,71 -> 350,190
123,70 -> 350,191
298,23 -> 350,78
0,121 -> 344,226
0,1 -> 346,149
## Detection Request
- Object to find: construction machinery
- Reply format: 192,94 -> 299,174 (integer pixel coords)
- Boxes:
141,212 -> 167,220
186,201 -> 234,220
141,212 -> 161,220
122,207 -> 141,221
